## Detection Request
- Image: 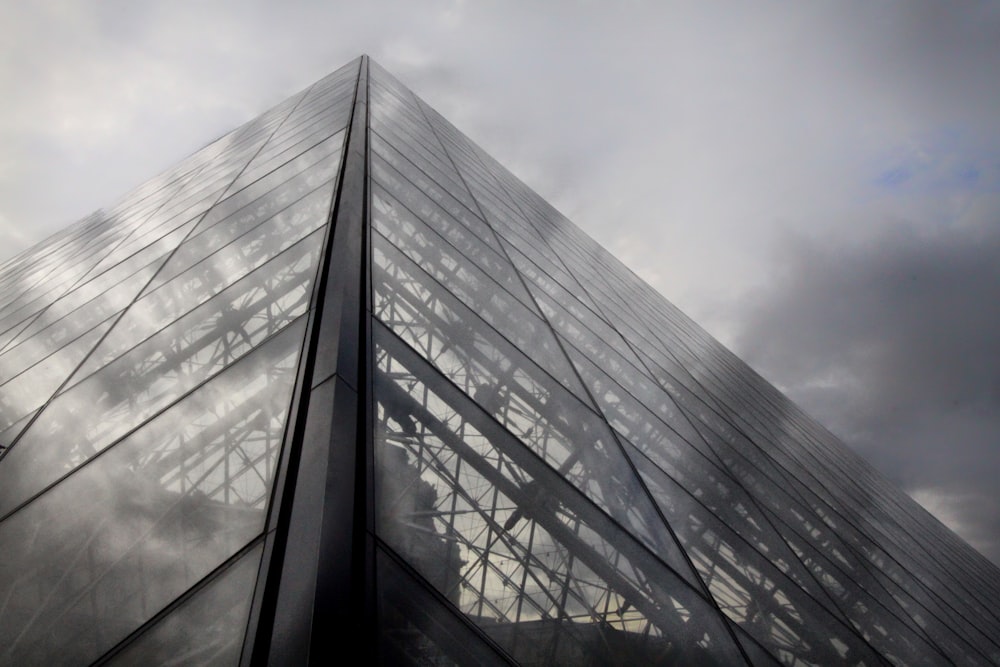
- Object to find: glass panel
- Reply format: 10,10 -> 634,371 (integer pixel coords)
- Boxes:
373,308 -> 688,573
0,317 -> 31,354
227,118 -> 348,195
729,621 -> 783,666
630,445 -> 894,666
505,245 -> 605,337
682,407 -> 994,663
103,543 -> 264,667
372,326 -> 745,666
369,113 -> 469,192
377,548 -> 511,667
373,233 -> 580,396
1,259 -> 164,383
371,181 -> 532,310
85,180 -> 232,278
371,152 -> 502,254
372,191 -> 537,319
250,102 -> 348,161
562,336 -> 710,461
0,316 -> 113,431
0,409 -> 36,450
185,130 -> 343,242
370,128 -> 478,213
0,320 -> 303,665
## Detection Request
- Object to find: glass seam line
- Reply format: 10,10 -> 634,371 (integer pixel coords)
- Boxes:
0,218 -> 321,463
53,178 -> 339,397
0,162 -> 212,354
607,310 -> 942,654
642,333 -> 988,661
614,266 -> 983,620
596,239 -> 961,658
600,272 -> 916,663
370,68 -> 726,658
0,127 -> 274,352
371,158 -> 740,479
372,325 -> 721,660
372,536 -> 517,665
451,124 -> 908,665
369,313 -> 706,608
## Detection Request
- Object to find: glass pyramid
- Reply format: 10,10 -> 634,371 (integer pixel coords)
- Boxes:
0,55 -> 998,666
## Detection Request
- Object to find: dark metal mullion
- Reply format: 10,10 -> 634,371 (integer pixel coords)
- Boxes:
309,51 -> 375,663
244,55 -> 373,666
238,55 -> 365,667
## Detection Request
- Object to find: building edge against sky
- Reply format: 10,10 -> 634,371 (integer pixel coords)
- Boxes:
0,55 -> 998,665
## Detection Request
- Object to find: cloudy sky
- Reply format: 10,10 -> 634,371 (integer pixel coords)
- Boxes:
2,0 -> 999,565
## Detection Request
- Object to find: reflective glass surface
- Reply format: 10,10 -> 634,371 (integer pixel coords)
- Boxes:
0,321 -> 304,664
104,543 -> 264,667
0,55 -> 998,667
373,330 -> 745,666
0,56 -> 359,667
366,59 -> 1000,666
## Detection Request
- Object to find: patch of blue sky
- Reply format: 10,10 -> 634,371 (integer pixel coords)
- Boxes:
875,165 -> 913,188
872,128 -> 1000,194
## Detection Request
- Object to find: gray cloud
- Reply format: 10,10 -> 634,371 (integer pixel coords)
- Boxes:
734,209 -> 1000,561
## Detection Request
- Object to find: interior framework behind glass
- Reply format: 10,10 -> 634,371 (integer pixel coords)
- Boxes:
0,55 -> 999,666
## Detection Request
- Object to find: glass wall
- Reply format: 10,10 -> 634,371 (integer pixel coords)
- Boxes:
1,55 -> 998,666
